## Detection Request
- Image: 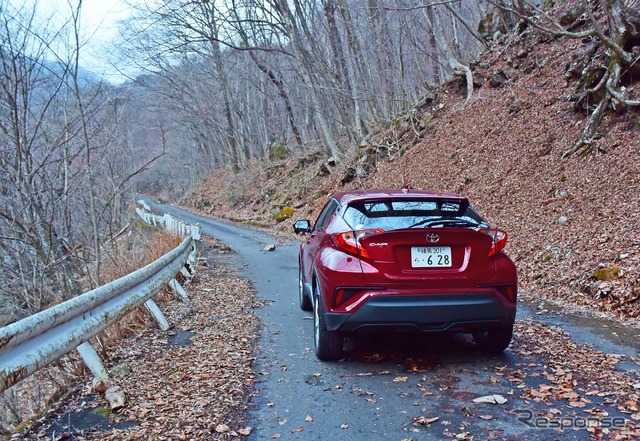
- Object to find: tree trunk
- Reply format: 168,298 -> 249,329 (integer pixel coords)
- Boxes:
231,7 -> 304,149
272,0 -> 342,159
338,0 -> 376,132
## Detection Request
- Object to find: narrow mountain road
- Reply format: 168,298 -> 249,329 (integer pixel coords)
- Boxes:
150,201 -> 640,441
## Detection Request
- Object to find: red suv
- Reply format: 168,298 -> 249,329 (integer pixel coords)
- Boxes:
294,189 -> 517,360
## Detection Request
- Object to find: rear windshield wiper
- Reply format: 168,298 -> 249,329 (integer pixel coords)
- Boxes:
408,218 -> 436,228
409,219 -> 477,228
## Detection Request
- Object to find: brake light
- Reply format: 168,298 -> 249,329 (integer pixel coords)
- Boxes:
335,229 -> 383,259
479,228 -> 508,256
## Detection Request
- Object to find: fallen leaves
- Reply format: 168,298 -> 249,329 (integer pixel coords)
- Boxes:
70,239 -> 261,440
414,416 -> 439,426
214,424 -> 229,433
472,394 -> 507,405
351,387 -> 375,397
515,320 -> 640,416
568,400 -> 587,408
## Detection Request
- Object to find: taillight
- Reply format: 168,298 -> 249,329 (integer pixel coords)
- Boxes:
479,228 -> 508,256
335,229 -> 383,259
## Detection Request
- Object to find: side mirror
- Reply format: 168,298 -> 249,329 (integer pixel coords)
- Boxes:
293,219 -> 311,234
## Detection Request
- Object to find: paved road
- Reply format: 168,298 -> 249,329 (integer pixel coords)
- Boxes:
150,201 -> 639,441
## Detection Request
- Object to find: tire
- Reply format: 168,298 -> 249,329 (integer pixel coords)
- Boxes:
473,324 -> 513,354
313,282 -> 344,361
298,264 -> 312,311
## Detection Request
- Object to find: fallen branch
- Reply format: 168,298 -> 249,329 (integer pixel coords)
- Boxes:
563,92 -> 611,158
606,62 -> 640,106
452,61 -> 474,102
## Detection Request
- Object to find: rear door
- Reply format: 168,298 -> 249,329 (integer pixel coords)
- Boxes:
302,199 -> 339,280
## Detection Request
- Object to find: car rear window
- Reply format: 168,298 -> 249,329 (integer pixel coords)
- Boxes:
343,199 -> 487,231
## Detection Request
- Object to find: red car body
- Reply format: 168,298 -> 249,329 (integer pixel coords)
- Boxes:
294,189 -> 517,360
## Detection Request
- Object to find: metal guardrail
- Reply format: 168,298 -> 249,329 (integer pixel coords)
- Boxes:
0,201 -> 202,398
135,201 -> 200,240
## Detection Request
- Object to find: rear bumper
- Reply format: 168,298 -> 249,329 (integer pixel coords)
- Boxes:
323,293 -> 516,333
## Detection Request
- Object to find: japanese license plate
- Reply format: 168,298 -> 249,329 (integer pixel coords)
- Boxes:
411,246 -> 452,267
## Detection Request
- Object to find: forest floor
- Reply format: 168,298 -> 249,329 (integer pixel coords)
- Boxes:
185,19 -> 640,326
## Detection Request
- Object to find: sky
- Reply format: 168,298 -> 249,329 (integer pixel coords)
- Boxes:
65,0 -> 135,82
17,0 -> 137,82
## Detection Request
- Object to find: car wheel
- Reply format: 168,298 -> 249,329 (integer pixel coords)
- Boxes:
473,324 -> 513,354
313,282 -> 343,361
298,264 -> 312,311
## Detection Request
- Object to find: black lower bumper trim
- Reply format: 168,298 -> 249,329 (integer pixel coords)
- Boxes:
324,293 -> 515,332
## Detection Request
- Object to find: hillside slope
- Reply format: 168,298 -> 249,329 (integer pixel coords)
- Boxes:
186,19 -> 640,322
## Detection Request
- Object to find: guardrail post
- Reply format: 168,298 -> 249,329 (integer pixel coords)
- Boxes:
180,266 -> 192,278
168,278 -> 188,301
144,300 -> 170,331
192,224 -> 201,241
0,236 -> 194,393
76,341 -> 109,381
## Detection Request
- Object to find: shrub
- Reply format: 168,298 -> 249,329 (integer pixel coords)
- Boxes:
593,266 -> 620,281
274,206 -> 295,222
269,142 -> 289,161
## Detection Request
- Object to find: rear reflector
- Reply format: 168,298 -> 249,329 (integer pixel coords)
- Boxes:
497,284 -> 517,303
334,288 -> 359,306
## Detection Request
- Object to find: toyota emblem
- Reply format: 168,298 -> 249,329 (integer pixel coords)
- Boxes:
426,233 -> 440,243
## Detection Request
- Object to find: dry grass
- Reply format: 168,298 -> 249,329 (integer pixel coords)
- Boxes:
98,224 -> 179,346
0,224 -> 184,436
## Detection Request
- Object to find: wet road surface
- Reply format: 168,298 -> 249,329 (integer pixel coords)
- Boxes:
151,201 -> 640,441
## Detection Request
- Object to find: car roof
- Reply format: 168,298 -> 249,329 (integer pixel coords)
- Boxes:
332,189 -> 468,205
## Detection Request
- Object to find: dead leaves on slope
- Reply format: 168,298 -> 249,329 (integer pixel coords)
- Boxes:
85,241 -> 260,440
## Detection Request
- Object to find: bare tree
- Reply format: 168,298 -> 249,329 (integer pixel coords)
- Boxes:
0,0 -> 163,320
487,0 -> 640,157
229,2 -> 305,148
0,1 -> 81,315
116,0 -> 493,170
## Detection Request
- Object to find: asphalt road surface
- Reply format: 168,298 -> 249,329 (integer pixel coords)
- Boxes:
150,201 -> 640,441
